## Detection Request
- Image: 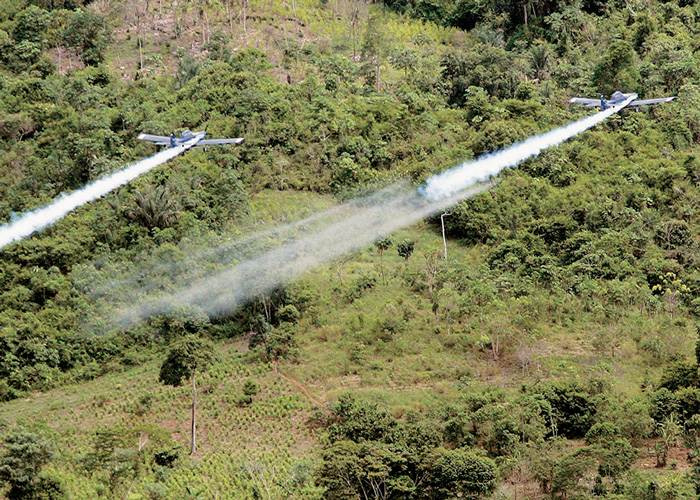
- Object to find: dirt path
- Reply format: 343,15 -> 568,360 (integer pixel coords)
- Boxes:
274,360 -> 331,415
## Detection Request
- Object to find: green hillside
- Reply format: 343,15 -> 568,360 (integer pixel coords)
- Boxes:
3,0 -> 700,499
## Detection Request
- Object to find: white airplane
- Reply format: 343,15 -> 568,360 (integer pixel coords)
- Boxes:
138,130 -> 244,148
570,91 -> 675,110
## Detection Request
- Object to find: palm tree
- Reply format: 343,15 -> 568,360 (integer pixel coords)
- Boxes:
126,185 -> 180,230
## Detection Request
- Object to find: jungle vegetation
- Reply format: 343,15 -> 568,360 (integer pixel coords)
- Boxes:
2,0 -> 700,498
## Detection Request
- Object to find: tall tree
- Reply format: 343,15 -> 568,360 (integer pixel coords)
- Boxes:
159,335 -> 215,455
361,13 -> 391,92
0,427 -> 63,500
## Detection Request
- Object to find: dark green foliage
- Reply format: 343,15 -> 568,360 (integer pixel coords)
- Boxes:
61,10 -> 111,66
328,394 -> 396,444
648,388 -> 679,423
0,428 -> 52,487
428,448 -> 497,500
396,239 -> 415,261
2,0 -> 700,497
317,440 -> 406,500
596,439 -> 637,479
13,6 -> 48,45
277,305 -> 300,324
528,439 -> 597,499
345,273 -> 377,302
320,394 -> 460,499
6,476 -> 65,500
539,383 -> 597,438
659,361 -> 699,391
441,48 -> 522,103
585,422 -> 621,446
29,0 -> 83,9
235,394 -> 253,407
593,40 -> 637,93
248,316 -> 299,362
654,219 -> 691,251
444,196 -> 496,245
675,388 -> 700,425
125,185 -> 180,231
0,427 -> 63,500
158,335 -> 214,387
242,379 -> 259,397
153,448 -> 180,468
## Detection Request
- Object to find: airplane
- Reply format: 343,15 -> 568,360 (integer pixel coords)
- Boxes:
570,91 -> 675,110
137,130 -> 245,148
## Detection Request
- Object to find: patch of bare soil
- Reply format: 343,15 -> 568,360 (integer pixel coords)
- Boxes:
636,439 -> 691,471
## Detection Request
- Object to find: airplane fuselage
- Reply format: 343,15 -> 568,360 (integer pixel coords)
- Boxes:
605,91 -> 634,108
138,131 -> 244,148
171,130 -> 206,147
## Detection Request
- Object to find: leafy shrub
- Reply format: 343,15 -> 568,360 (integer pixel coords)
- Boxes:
585,422 -> 622,446
277,305 -> 300,325
648,388 -> 679,423
236,394 -> 253,407
345,274 -> 377,302
242,379 -> 259,397
428,448 -> 497,500
153,448 -> 180,468
538,383 -> 597,438
659,361 -> 699,392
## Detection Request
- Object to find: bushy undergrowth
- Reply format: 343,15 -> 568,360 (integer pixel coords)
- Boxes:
2,0 -> 700,497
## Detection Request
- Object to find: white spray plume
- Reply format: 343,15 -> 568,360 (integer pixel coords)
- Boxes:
422,94 -> 637,201
115,182 -> 491,324
0,142 -> 198,251
104,103 -> 630,324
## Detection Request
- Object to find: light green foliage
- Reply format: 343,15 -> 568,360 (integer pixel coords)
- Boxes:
1,0 -> 700,498
84,425 -> 177,495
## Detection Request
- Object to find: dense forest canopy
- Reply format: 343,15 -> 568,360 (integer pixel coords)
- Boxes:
2,0 -> 700,498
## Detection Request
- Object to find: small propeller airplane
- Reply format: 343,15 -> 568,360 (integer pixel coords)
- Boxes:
570,91 -> 675,110
138,130 -> 245,148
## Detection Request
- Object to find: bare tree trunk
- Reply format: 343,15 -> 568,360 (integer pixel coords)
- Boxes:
204,9 -> 210,44
191,372 -> 197,455
375,63 -> 380,93
261,294 -> 271,323
241,0 -> 248,33
351,21 -> 356,59
137,12 -> 144,71
138,35 -> 144,71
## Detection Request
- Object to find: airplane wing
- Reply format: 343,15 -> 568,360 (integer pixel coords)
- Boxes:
137,133 -> 171,145
628,97 -> 676,106
569,97 -> 601,107
196,138 -> 245,145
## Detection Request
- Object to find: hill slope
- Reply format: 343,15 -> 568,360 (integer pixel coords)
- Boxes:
2,0 -> 700,499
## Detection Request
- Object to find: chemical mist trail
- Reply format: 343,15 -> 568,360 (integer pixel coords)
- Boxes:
116,182 -> 491,324
113,102 -> 631,324
0,142 -> 197,251
422,94 -> 637,200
